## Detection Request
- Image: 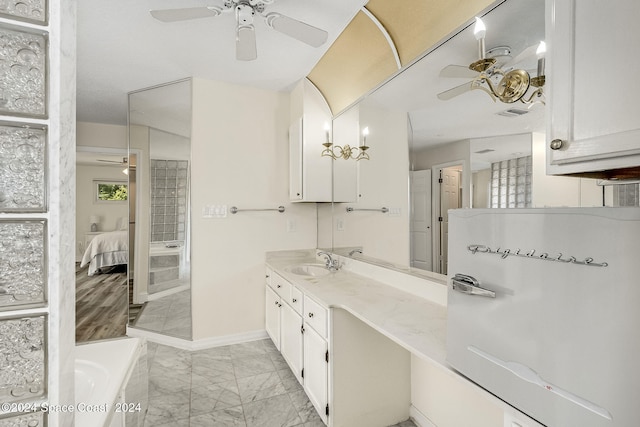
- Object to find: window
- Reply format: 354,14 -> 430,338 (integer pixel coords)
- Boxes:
95,180 -> 127,202
490,156 -> 532,208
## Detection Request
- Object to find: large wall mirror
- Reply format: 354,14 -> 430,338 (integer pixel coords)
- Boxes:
75,146 -> 130,342
329,0 -> 602,278
128,79 -> 192,340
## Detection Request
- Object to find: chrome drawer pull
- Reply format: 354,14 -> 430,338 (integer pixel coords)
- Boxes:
452,273 -> 495,298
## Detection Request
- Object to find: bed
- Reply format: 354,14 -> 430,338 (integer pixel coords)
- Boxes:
81,230 -> 128,276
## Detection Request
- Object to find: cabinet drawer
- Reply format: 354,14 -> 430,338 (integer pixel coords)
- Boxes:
271,273 -> 291,300
290,286 -> 303,315
304,295 -> 327,338
265,267 -> 272,286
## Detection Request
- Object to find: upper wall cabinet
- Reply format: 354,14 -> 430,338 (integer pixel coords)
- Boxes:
289,79 -> 357,202
546,0 -> 640,178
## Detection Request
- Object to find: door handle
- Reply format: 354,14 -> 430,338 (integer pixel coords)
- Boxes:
452,273 -> 495,298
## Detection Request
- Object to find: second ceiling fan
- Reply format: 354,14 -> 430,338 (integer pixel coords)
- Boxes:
150,0 -> 329,61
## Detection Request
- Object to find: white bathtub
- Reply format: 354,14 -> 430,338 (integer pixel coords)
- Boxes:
75,337 -> 146,427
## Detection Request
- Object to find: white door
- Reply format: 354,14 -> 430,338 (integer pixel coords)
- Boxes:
440,167 -> 461,275
280,302 -> 303,384
265,286 -> 281,349
303,326 -> 328,424
410,170 -> 432,271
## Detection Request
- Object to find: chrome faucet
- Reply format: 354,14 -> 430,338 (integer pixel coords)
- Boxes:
348,249 -> 362,256
317,251 -> 340,271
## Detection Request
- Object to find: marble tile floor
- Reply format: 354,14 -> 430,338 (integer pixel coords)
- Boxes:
134,288 -> 192,339
145,338 -> 418,427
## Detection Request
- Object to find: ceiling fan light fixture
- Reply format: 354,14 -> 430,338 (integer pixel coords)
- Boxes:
150,0 -> 329,61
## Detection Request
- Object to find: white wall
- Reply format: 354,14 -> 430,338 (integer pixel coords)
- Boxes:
412,139 -> 472,209
75,164 -> 128,259
77,121 -> 127,149
190,78 -> 317,340
531,133 -> 602,207
333,104 -> 411,266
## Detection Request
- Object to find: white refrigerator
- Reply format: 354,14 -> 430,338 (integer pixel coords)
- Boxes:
446,208 -> 640,427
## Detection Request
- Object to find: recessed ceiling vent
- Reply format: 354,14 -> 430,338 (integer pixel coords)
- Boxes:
474,149 -> 495,154
497,108 -> 529,117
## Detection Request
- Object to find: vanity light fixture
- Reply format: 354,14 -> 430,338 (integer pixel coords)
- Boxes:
467,17 -> 546,105
321,123 -> 370,161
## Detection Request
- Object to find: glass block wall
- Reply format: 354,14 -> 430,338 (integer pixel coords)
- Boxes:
0,1 -> 61,425
150,159 -> 188,242
613,183 -> 640,206
490,156 -> 532,208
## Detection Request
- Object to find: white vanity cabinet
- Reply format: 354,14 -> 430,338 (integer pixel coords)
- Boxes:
264,270 -> 281,349
546,0 -> 640,178
302,295 -> 329,424
264,270 -> 330,424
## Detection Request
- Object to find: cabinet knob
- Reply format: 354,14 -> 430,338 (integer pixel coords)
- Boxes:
308,312 -> 314,318
277,284 -> 281,288
266,274 -> 270,278
550,139 -> 564,150
292,298 -> 297,303
278,303 -> 282,308
274,301 -> 279,306
296,193 -> 300,196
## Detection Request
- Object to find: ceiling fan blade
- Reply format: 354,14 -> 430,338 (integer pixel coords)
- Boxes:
437,81 -> 474,101
439,64 -> 478,79
150,6 -> 222,23
503,44 -> 538,69
264,12 -> 328,47
236,25 -> 257,61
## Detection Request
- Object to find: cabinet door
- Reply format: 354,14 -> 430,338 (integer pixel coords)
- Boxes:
289,117 -> 303,200
280,302 -> 303,384
265,286 -> 281,350
303,325 -> 328,424
547,0 -> 640,176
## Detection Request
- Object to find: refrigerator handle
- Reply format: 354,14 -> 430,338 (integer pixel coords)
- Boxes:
452,274 -> 496,298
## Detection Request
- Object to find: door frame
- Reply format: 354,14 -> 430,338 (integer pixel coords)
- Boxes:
431,160 -> 469,274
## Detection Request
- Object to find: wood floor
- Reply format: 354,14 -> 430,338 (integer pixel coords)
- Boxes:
75,263 -> 128,342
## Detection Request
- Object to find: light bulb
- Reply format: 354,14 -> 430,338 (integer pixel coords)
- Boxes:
362,127 -> 369,146
536,41 -> 546,59
473,17 -> 486,40
324,122 -> 330,143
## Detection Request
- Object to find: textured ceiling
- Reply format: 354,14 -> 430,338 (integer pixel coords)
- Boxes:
76,0 -> 367,126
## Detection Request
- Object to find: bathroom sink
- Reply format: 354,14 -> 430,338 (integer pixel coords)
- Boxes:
285,263 -> 331,277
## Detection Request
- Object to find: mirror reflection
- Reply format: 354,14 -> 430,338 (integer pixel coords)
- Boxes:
75,147 -> 130,342
330,0 -> 602,276
128,79 -> 192,340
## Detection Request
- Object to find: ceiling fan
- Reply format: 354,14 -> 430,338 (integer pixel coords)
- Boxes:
437,17 -> 545,105
149,0 -> 329,61
97,157 -> 128,165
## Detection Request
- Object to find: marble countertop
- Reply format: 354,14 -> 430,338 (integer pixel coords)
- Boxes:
265,250 -> 448,366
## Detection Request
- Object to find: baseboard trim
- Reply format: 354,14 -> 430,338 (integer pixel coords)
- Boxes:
126,327 -> 268,351
410,405 -> 437,427
146,284 -> 190,301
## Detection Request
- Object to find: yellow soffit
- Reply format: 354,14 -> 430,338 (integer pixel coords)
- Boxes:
307,10 -> 399,115
366,0 -> 496,66
308,0 -> 497,116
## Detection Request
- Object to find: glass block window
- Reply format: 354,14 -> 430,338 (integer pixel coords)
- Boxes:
0,0 -> 47,24
0,26 -> 47,117
0,221 -> 46,309
490,156 -> 532,208
0,316 -> 46,404
612,184 -> 640,206
0,124 -> 47,212
150,159 -> 188,242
